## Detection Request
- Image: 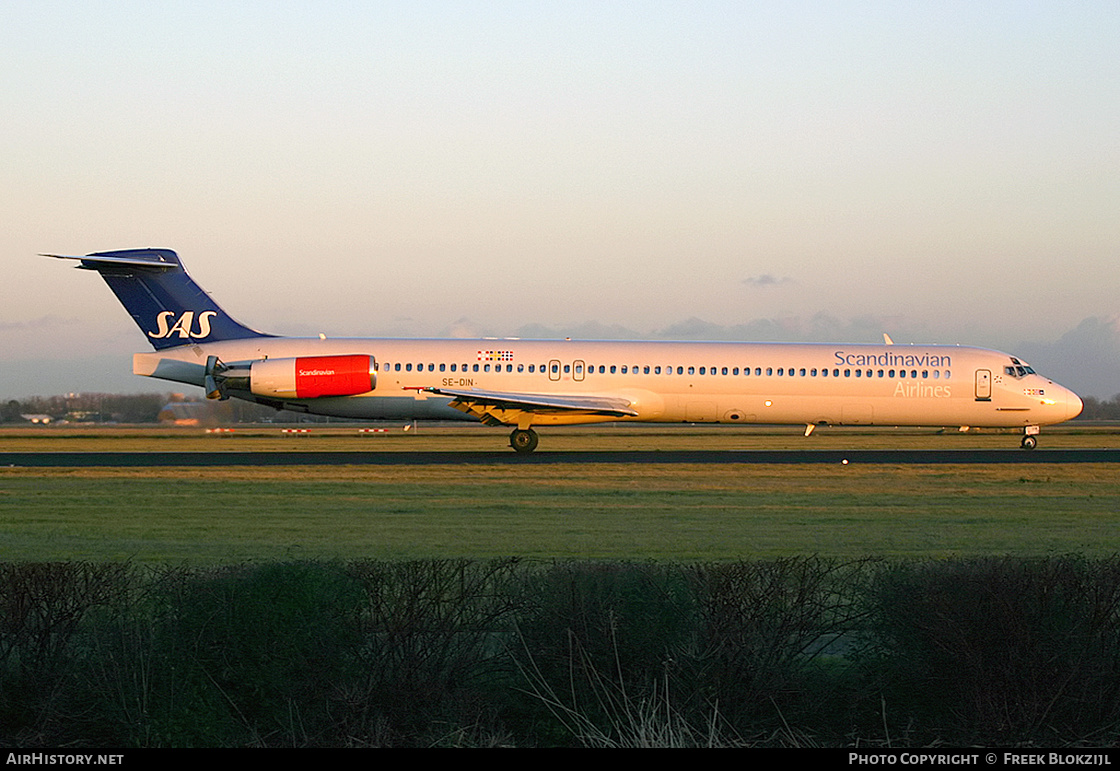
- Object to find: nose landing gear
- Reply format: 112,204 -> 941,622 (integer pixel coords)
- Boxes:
1021,426 -> 1040,450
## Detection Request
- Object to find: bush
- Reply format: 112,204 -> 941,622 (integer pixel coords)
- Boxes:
866,556 -> 1120,745
3,557 -> 1120,746
340,558 -> 525,745
684,557 -> 872,735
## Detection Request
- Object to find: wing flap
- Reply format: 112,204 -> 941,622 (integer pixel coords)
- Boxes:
421,386 -> 638,422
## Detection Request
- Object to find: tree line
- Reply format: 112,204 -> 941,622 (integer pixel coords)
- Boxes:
1075,393 -> 1120,420
1,392 -> 295,424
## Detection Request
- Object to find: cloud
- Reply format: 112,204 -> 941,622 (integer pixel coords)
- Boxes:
1017,315 -> 1120,399
0,315 -> 79,332
742,274 -> 795,289
654,313 -> 931,344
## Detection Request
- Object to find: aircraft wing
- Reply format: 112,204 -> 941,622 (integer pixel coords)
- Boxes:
420,386 -> 638,426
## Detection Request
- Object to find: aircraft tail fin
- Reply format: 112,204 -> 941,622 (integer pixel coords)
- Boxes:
46,248 -> 271,350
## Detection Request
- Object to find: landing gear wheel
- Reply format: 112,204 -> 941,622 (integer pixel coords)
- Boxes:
510,428 -> 539,454
1021,435 -> 1038,450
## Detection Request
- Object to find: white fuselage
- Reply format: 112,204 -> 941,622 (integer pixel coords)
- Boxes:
134,337 -> 1083,429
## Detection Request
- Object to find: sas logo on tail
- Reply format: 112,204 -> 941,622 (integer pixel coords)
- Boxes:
148,311 -> 218,340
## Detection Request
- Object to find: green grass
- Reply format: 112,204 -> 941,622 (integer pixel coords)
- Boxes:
2,462 -> 1118,562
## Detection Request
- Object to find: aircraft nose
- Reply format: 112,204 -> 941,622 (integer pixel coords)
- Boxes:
1066,389 -> 1084,421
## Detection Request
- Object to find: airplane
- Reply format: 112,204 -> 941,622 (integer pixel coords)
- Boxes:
47,248 -> 1083,452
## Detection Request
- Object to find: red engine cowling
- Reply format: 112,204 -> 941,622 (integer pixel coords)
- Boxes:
250,355 -> 376,399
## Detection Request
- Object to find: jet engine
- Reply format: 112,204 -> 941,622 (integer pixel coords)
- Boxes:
248,355 -> 377,399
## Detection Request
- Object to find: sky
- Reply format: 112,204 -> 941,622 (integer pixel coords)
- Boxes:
3,1 -> 1119,398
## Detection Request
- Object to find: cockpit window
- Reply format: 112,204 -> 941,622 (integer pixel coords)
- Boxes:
1005,363 -> 1036,378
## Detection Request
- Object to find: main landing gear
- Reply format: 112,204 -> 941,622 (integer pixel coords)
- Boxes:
510,428 -> 539,454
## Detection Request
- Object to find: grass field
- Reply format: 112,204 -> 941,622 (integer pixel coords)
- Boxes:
2,424 -> 1118,562
3,423 -> 1118,563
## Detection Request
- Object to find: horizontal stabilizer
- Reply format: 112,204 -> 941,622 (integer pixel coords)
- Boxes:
44,250 -> 182,271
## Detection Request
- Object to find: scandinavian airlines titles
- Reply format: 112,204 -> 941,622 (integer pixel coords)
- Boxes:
834,350 -> 951,368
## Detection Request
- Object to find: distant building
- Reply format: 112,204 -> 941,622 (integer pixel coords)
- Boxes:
157,402 -> 210,426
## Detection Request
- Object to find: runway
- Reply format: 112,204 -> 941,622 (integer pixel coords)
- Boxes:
3,449 -> 1120,466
